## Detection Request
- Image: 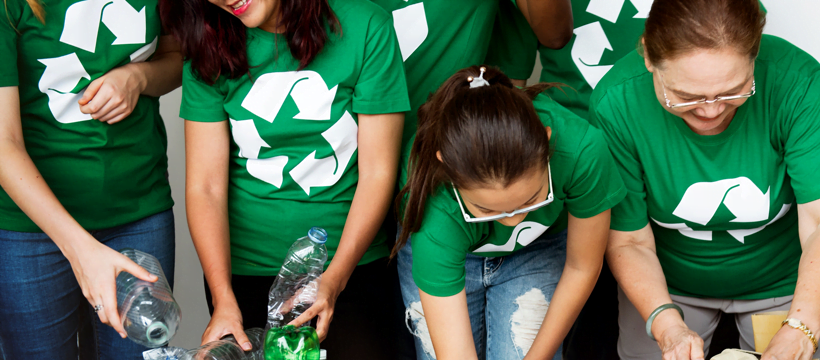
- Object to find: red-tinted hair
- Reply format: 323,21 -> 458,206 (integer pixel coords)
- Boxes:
392,66 -> 557,258
160,0 -> 340,84
642,0 -> 766,64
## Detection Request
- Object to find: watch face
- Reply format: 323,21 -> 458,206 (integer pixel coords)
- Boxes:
788,318 -> 801,327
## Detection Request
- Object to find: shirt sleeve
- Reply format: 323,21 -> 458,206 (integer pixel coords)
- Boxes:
484,0 -> 537,80
179,61 -> 229,122
588,94 -> 649,231
0,0 -> 21,87
563,125 -> 627,218
411,199 -> 473,297
780,64 -> 820,204
352,14 -> 410,115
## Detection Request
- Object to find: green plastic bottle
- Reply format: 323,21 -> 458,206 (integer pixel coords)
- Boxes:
263,325 -> 320,360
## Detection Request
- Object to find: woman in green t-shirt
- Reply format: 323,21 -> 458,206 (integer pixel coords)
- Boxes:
0,0 -> 181,358
589,0 -> 820,359
395,66 -> 625,360
161,0 -> 409,357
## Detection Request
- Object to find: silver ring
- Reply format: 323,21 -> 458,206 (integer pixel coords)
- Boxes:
94,304 -> 103,313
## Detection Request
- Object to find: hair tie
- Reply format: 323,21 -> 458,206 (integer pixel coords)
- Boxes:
468,67 -> 489,89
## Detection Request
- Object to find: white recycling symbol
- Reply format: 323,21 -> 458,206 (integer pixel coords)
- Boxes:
391,3 -> 428,61
232,70 -> 358,196
37,0 -> 156,124
572,0 -> 653,89
651,177 -> 792,243
473,221 -> 549,253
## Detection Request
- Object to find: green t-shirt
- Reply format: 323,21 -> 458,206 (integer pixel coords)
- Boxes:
0,0 -> 172,232
484,0 -> 537,81
180,0 -> 410,276
589,36 -> 820,299
412,94 -> 626,297
367,0 -> 499,186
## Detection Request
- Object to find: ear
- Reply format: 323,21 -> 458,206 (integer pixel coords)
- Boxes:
642,38 -> 656,73
545,126 -> 552,141
436,151 -> 443,163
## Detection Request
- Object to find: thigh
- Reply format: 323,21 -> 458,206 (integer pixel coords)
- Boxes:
91,209 -> 177,359
484,230 -> 567,360
617,288 -> 723,359
563,259 -> 620,360
729,296 -> 795,352
0,229 -> 83,360
322,258 -> 398,360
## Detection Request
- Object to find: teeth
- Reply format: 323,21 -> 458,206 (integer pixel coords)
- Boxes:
232,0 -> 246,10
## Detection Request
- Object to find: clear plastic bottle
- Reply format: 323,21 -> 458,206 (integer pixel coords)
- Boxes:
222,328 -> 266,360
266,227 -> 328,330
117,248 -> 181,347
187,340 -> 246,360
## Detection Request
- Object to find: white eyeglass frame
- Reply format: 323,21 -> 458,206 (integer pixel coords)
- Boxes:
660,74 -> 756,109
452,164 -> 554,223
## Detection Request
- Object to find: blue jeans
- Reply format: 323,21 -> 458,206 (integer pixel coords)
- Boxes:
0,209 -> 175,360
399,229 -> 567,360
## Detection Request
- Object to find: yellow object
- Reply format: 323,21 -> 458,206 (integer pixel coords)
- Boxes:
751,311 -> 789,353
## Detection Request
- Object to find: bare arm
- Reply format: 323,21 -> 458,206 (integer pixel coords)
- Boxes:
79,35 -> 183,124
516,0 -> 573,49
290,113 -> 404,340
420,288 -> 479,360
762,199 -> 820,360
184,120 -> 253,349
607,224 -> 705,360
0,86 -> 157,337
523,211 -> 609,359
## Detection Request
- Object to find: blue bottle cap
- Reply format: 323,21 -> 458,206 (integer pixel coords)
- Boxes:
307,227 -> 328,244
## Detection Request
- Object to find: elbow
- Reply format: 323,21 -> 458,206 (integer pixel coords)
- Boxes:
538,29 -> 573,50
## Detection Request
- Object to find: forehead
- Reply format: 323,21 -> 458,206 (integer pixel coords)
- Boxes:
658,48 -> 754,91
460,168 -> 546,210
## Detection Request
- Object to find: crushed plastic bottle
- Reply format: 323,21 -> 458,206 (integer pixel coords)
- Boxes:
142,329 -> 267,360
117,248 -> 181,347
266,227 -> 328,330
263,325 -> 320,360
222,327 -> 266,360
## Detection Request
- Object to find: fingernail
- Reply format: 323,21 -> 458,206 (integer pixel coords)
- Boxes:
120,332 -> 127,338
242,342 -> 252,350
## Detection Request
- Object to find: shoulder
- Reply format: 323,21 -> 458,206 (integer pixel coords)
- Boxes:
330,0 -> 393,28
590,50 -> 650,107
756,35 -> 820,82
532,92 -> 599,156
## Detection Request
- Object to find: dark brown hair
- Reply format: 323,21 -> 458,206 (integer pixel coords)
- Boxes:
392,66 -> 556,258
160,0 -> 339,84
642,0 -> 766,64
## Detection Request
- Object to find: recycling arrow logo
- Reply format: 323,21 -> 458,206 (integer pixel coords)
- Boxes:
473,221 -> 549,253
651,177 -> 792,243
571,0 -> 653,89
232,70 -> 358,196
390,2 -> 428,61
37,0 -> 155,124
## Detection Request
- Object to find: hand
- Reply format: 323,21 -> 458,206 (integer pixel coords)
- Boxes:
288,276 -> 343,342
761,325 -> 816,360
658,324 -> 705,360
78,64 -> 146,124
201,301 -> 253,351
63,236 -> 158,338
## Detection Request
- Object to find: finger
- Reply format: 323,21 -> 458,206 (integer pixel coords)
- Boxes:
232,328 -> 252,351
97,105 -> 125,123
90,99 -> 119,121
106,112 -> 128,125
102,286 -> 127,338
91,294 -> 110,327
288,305 -> 319,328
316,309 -> 332,342
118,255 -> 158,283
690,336 -> 705,360
79,77 -> 105,106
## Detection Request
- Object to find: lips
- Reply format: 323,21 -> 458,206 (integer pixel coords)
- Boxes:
229,0 -> 251,15
693,113 -> 720,122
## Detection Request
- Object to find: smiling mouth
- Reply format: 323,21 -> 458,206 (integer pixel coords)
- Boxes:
229,0 -> 251,15
693,113 -> 720,122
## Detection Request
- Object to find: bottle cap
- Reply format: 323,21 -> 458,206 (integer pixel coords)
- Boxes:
307,227 -> 328,244
320,349 -> 327,360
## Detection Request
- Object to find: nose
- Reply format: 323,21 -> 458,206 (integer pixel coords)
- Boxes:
497,213 -> 528,227
694,101 -> 725,119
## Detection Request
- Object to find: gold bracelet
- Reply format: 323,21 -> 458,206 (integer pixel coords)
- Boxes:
782,318 -> 818,353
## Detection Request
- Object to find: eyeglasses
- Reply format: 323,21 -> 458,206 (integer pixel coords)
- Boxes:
452,164 -> 554,223
660,74 -> 756,109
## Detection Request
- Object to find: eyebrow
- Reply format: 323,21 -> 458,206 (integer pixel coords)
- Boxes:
471,186 -> 543,213
670,79 -> 749,99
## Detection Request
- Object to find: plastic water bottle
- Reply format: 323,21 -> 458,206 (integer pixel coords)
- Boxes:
142,329 -> 266,360
117,248 -> 181,347
222,328 -> 266,360
266,227 -> 328,329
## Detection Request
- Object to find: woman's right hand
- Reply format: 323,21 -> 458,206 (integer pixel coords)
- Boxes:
657,323 -> 705,360
202,301 -> 252,351
62,235 -> 158,338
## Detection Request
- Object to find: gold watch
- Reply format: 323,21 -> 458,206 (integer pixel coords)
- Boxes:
782,318 -> 818,352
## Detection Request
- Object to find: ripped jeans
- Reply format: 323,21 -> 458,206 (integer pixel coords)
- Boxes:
398,230 -> 566,360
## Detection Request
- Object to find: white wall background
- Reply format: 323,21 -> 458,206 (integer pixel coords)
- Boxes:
163,0 -> 820,349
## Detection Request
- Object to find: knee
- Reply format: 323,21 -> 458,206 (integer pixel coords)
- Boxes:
510,288 -> 550,355
406,301 -> 437,359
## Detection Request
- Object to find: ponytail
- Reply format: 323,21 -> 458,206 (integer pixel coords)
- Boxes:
392,66 -> 558,258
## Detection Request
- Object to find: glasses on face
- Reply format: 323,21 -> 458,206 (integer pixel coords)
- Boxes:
660,74 -> 756,109
452,164 -> 554,223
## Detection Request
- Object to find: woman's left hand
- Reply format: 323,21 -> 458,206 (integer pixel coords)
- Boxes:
78,64 -> 146,124
761,325 -> 815,360
288,276 -> 344,342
